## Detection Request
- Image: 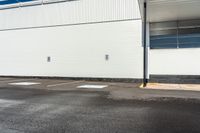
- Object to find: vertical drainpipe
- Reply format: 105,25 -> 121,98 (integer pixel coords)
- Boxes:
143,1 -> 148,87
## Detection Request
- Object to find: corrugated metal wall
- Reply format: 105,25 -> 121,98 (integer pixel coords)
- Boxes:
0,0 -> 141,30
0,0 -> 143,79
0,20 -> 143,79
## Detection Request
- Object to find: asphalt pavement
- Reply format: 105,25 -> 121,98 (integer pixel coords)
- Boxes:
0,78 -> 199,133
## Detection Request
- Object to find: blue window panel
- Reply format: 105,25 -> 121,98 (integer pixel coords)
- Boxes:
20,0 -> 36,2
0,0 -> 35,5
179,33 -> 200,38
179,34 -> 200,43
179,37 -> 200,43
0,0 -> 18,5
150,38 -> 177,45
151,34 -> 177,40
150,35 -> 178,49
178,33 -> 200,48
179,42 -> 200,48
150,43 -> 177,49
151,35 -> 177,44
150,33 -> 200,49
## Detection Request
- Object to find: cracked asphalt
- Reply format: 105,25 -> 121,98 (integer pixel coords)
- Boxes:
0,78 -> 200,133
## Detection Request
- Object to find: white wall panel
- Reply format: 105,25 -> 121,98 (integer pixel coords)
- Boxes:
150,48 -> 200,75
0,0 -> 141,30
2,9 -> 21,29
0,20 -> 143,78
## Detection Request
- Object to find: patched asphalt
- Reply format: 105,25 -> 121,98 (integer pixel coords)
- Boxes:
0,79 -> 199,133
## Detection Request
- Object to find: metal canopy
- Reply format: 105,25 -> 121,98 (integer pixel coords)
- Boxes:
139,0 -> 200,22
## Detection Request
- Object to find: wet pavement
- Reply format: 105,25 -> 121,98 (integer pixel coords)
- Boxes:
0,78 -> 199,133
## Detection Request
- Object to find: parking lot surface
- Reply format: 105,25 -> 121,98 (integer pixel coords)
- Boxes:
0,77 -> 200,133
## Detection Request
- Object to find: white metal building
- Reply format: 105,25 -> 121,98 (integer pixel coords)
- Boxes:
0,0 -> 200,83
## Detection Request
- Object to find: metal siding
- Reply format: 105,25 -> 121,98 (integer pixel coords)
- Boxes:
0,0 -> 141,30
0,0 -> 143,79
0,20 -> 143,78
150,48 -> 200,75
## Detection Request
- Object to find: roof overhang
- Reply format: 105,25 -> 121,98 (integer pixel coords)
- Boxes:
138,0 -> 200,22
